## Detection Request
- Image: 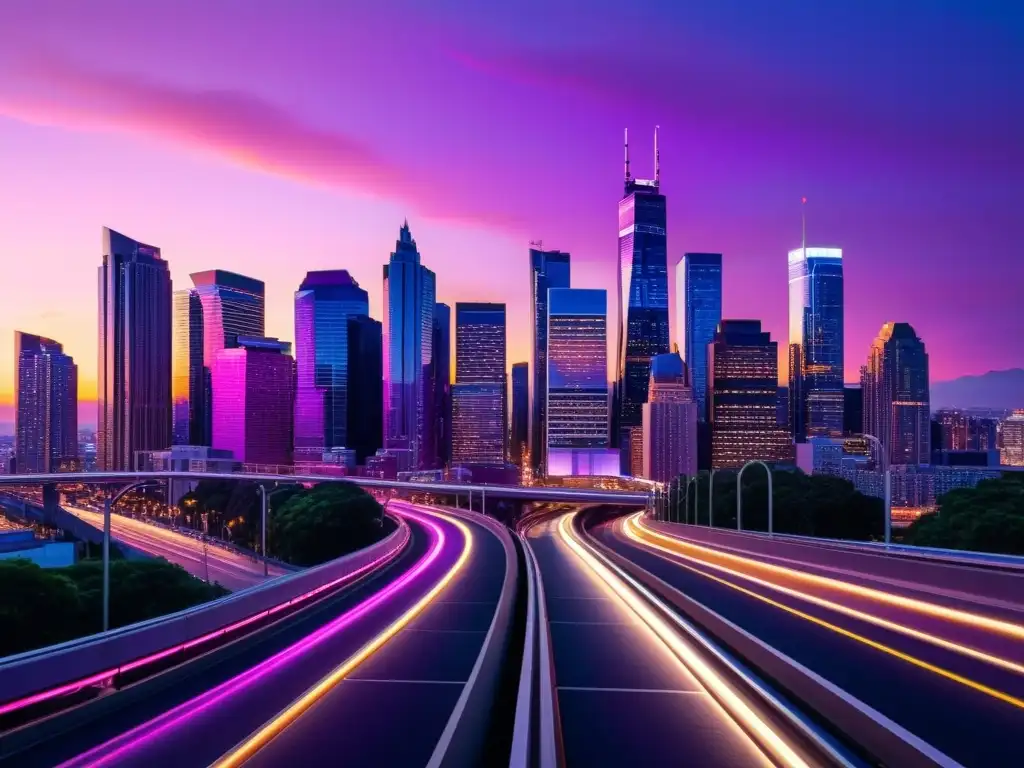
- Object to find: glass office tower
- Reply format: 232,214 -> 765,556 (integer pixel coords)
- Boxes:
617,129 -> 669,450
788,246 -> 844,440
15,332 -> 78,473
98,227 -> 172,470
862,322 -> 930,466
511,362 -> 529,467
546,288 -> 609,472
432,302 -> 452,468
529,247 -> 571,475
677,252 -> 722,420
172,289 -> 204,445
294,270 -> 370,463
452,303 -> 506,465
383,222 -> 436,470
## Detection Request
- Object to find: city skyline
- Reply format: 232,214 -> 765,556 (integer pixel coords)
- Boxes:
1,2 -> 1021,427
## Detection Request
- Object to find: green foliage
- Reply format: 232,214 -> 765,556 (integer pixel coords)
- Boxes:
673,468 -> 884,541
270,482 -> 391,567
904,474 -> 1024,555
180,481 -> 303,552
0,558 -> 227,657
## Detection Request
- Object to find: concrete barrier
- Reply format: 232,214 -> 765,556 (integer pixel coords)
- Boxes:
0,520 -> 409,714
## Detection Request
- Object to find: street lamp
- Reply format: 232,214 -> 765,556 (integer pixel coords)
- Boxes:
708,469 -> 717,528
859,433 -> 891,545
737,460 -> 773,535
102,480 -> 162,632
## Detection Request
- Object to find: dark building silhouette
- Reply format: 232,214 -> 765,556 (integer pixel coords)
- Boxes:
432,303 -> 452,468
347,315 -> 383,464
844,385 -> 863,436
511,362 -> 529,467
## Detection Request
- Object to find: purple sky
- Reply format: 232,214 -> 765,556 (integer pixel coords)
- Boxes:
0,0 -> 1021,427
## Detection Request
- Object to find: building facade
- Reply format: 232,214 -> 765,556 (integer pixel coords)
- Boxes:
788,246 -> 844,440
617,129 -> 670,448
511,362 -> 529,467
546,289 -> 609,474
677,253 -> 722,421
383,222 -> 436,470
529,247 -> 571,474
709,320 -> 793,469
14,332 -> 78,473
98,227 -> 173,470
211,336 -> 294,466
172,289 -> 204,445
936,410 -> 1000,453
432,302 -> 452,468
642,352 -> 698,482
861,322 -> 930,466
294,270 -> 370,464
1000,410 -> 1024,467
347,315 -> 383,464
452,303 -> 506,465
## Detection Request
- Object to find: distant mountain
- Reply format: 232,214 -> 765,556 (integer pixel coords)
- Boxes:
931,369 -> 1024,411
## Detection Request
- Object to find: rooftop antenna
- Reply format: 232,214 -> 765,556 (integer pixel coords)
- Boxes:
654,125 -> 660,186
624,128 -> 631,182
801,196 -> 807,254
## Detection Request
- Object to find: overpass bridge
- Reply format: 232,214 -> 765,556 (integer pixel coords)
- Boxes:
0,473 -> 1021,766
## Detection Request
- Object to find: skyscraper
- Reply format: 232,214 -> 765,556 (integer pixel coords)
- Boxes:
1000,411 -> 1024,467
383,222 -> 436,470
15,332 -> 78,473
211,336 -> 294,466
677,253 -> 722,420
432,303 -> 452,469
642,352 -> 698,482
98,227 -> 172,470
347,315 -> 383,464
294,270 -> 370,464
862,322 -> 930,466
709,320 -> 793,469
511,362 -> 529,467
617,128 -> 670,452
529,247 -> 571,474
788,238 -> 844,440
172,289 -> 203,445
546,289 -> 611,474
452,303 -> 506,465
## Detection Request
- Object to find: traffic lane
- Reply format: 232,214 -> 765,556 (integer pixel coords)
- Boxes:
599,522 -> 1024,768
15,511 -> 459,768
647,519 -> 1024,619
68,507 -> 276,590
242,508 -> 509,767
634,517 -> 1024,664
528,518 -> 771,768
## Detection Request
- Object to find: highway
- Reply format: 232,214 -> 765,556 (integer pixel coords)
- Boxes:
5,503 -> 514,768
598,513 -> 1024,768
524,512 -> 821,767
65,505 -> 287,590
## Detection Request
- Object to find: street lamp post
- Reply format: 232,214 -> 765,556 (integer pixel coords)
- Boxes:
859,433 -> 891,545
257,484 -> 269,577
737,460 -> 773,534
102,480 -> 161,632
708,470 -> 717,528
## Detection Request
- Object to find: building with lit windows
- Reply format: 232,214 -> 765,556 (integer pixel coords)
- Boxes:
294,270 -> 371,464
642,352 -> 698,482
511,362 -> 529,467
173,270 -> 265,446
617,129 -> 670,451
935,409 -> 1000,453
709,320 -> 793,468
546,288 -> 610,475
1001,411 -> 1024,467
788,245 -> 844,441
529,247 -> 570,474
676,253 -> 722,420
452,303 -> 506,465
15,333 -> 78,473
383,222 -> 436,471
861,322 -> 930,466
98,227 -> 172,470
211,336 -> 294,466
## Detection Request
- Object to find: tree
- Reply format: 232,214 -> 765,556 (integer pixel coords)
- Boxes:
0,560 -> 82,656
270,482 -> 391,567
904,474 -> 1024,555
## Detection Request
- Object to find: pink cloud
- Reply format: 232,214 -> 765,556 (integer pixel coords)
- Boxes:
0,52 -> 526,233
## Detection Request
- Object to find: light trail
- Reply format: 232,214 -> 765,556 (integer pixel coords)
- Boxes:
57,507 -> 457,768
557,513 -> 808,768
623,516 -> 1024,677
620,516 -> 1024,711
634,515 -> 1024,642
212,507 -> 473,767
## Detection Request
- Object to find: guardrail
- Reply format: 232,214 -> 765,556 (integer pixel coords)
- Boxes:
0,519 -> 410,718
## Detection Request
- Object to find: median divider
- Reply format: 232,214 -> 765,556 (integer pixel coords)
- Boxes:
0,519 -> 410,722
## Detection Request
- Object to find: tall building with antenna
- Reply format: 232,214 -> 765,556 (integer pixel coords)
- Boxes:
616,127 -> 670,462
788,199 -> 844,441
